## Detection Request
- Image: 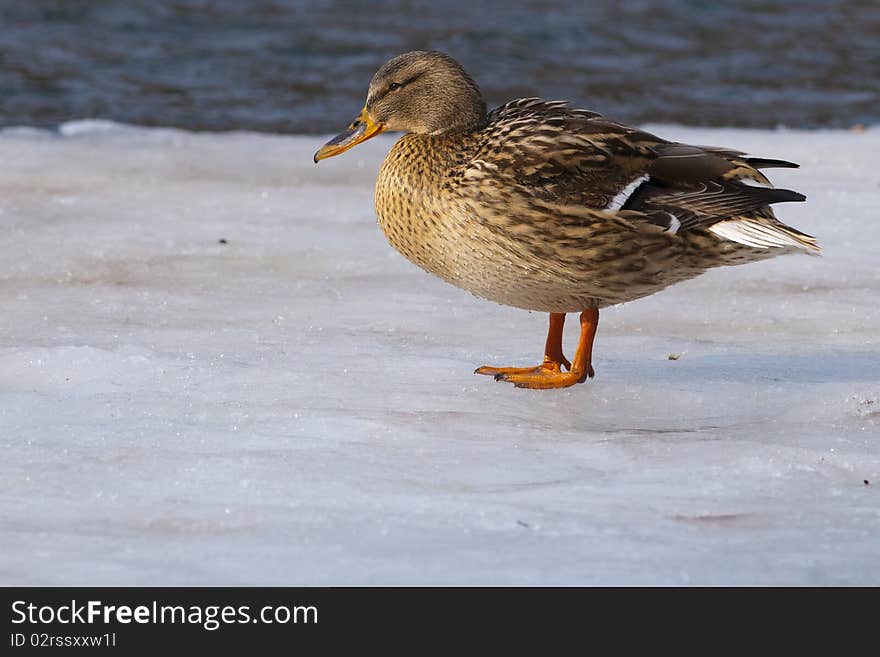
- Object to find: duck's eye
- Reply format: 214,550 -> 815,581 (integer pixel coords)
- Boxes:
388,82 -> 402,91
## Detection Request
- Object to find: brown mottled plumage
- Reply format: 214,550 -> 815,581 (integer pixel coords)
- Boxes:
315,51 -> 819,389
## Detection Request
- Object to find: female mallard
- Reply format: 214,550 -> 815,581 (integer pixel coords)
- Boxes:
314,51 -> 818,390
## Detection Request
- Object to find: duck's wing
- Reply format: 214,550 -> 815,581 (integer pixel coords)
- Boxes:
468,100 -> 817,252
471,98 -> 660,208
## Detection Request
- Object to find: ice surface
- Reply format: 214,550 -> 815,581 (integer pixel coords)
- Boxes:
1,122 -> 877,585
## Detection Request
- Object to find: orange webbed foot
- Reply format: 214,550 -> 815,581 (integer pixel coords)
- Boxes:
475,309 -> 599,391
493,364 -> 594,389
474,355 -> 571,378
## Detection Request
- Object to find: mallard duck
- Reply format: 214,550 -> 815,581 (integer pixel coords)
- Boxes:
314,51 -> 819,390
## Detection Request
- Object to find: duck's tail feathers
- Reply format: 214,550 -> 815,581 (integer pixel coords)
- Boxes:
708,217 -> 821,255
745,157 -> 800,170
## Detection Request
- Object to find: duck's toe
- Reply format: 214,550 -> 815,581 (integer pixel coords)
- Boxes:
494,366 -> 593,390
474,355 -> 571,378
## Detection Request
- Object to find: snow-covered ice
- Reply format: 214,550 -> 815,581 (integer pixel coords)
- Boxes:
1,122 -> 877,585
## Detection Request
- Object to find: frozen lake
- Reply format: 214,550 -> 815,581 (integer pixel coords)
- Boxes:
1,123 -> 877,585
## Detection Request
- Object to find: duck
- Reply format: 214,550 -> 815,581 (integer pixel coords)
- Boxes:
314,51 -> 819,390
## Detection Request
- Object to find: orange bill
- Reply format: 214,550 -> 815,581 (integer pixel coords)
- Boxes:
313,108 -> 385,162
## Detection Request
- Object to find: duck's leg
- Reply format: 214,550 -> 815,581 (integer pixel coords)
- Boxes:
490,309 -> 599,390
475,312 -> 571,378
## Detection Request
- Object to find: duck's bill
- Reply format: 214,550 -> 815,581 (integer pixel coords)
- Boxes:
313,109 -> 385,162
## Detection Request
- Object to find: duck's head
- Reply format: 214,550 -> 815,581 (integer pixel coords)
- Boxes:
314,51 -> 486,162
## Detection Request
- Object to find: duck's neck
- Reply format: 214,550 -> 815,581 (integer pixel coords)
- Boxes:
431,111 -> 487,135
390,132 -> 474,173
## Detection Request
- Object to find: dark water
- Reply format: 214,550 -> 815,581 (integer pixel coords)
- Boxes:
1,0 -> 878,133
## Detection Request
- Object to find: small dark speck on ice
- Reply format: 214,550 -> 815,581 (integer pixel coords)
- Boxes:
517,520 -> 531,528
218,238 -> 228,244
865,480 -> 870,485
